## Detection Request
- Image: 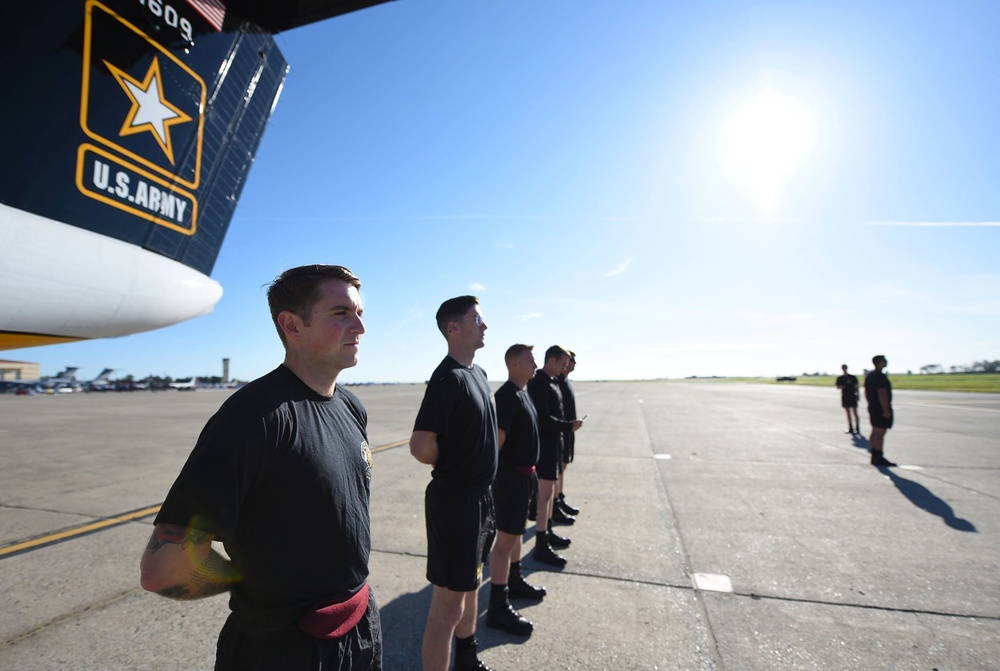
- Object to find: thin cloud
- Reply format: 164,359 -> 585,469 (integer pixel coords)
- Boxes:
513,312 -> 544,321
495,242 -> 516,249
640,342 -> 771,353
470,283 -> 486,291
605,258 -> 632,277
696,217 -> 801,224
868,221 -> 1000,227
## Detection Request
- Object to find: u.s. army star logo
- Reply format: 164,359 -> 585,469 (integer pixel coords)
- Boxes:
361,441 -> 373,479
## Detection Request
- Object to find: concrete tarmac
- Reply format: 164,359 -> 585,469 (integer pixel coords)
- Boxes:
1,381 -> 998,670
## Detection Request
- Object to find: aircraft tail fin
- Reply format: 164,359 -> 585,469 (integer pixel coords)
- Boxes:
1,2 -> 290,277
52,367 -> 80,381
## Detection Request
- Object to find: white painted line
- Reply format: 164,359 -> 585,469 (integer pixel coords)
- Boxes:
898,465 -> 924,471
654,453 -> 672,460
637,399 -> 644,404
693,573 -> 733,593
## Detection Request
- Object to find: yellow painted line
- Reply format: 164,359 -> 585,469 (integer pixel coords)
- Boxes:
0,438 -> 410,559
372,438 -> 409,453
0,505 -> 161,558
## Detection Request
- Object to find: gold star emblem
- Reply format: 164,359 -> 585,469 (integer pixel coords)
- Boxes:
104,56 -> 192,165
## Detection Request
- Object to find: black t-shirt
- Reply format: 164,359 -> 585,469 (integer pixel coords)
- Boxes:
557,375 -> 577,448
413,356 -> 498,493
836,374 -> 859,400
865,369 -> 893,412
494,381 -> 540,469
155,365 -> 372,631
527,370 -> 571,448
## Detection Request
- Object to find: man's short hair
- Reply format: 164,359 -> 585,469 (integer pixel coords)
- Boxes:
872,354 -> 887,365
435,295 -> 479,338
505,343 -> 534,364
544,345 -> 571,362
267,265 -> 361,346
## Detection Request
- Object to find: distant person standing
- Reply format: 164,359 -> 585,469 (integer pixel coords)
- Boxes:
555,352 -> 581,519
487,344 -> 546,638
527,345 -> 583,568
865,354 -> 896,467
836,364 -> 861,434
140,265 -> 381,670
410,296 -> 498,671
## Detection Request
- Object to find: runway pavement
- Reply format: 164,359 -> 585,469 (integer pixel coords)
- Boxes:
1,381 -> 998,670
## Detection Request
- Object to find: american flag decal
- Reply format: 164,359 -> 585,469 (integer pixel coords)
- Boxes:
185,0 -> 226,32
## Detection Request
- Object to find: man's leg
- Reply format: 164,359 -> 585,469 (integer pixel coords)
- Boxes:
489,532 -> 517,586
850,407 -> 860,433
556,463 -> 580,516
870,427 -> 895,466
507,534 -> 545,599
422,586 -> 467,671
533,478 -> 567,567
870,426 -> 884,453
843,407 -> 854,432
455,588 -> 479,639
452,586 -> 496,670
486,532 -> 532,636
536,478 -> 555,534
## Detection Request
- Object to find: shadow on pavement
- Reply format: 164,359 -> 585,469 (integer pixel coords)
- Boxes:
378,569 -> 542,664
877,466 -> 977,532
852,433 -> 871,450
378,586 -> 428,669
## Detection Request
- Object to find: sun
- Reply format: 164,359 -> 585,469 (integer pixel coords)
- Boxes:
717,88 -> 817,212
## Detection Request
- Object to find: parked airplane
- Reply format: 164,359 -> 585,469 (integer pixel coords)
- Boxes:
2,366 -> 116,393
1,0 -> 392,352
85,368 -> 116,391
168,377 -> 198,391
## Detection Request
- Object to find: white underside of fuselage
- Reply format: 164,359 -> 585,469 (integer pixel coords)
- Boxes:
0,203 -> 222,340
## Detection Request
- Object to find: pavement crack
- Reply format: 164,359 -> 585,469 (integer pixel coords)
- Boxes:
641,399 -> 728,671
0,588 -> 142,649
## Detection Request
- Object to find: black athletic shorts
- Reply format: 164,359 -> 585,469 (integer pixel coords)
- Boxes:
425,484 -> 496,591
215,588 -> 382,671
537,439 -> 562,480
841,396 -> 858,409
563,431 -> 575,463
869,410 -> 893,429
492,467 -> 536,535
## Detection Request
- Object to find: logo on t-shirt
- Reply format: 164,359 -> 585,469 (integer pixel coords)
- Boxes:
360,441 -> 372,479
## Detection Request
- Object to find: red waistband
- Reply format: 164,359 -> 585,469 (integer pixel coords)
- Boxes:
298,583 -> 369,640
515,465 -> 536,476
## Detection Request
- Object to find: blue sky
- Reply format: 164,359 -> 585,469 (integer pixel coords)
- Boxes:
9,0 -> 1000,383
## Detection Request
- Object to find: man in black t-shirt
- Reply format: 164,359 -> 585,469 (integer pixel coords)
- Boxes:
865,354 -> 896,467
836,364 -> 861,434
140,265 -> 381,670
486,344 -> 546,638
527,345 -> 583,568
410,296 -> 498,671
555,352 -> 582,519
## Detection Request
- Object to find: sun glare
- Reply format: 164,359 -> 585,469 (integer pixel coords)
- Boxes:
718,88 -> 817,212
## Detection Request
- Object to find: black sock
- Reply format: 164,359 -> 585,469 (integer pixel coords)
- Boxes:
455,634 -> 476,652
510,561 -> 522,581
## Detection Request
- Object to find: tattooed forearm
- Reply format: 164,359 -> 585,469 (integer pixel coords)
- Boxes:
143,524 -> 240,600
